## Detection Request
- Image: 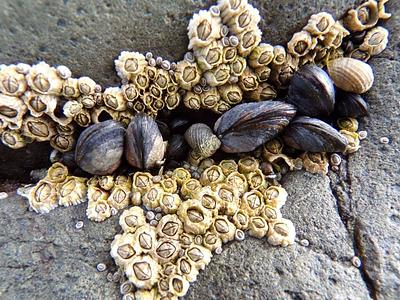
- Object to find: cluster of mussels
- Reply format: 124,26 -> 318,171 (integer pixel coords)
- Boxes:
4,0 -> 392,299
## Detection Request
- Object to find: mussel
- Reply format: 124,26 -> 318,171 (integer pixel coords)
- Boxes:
166,134 -> 189,161
287,65 -> 335,117
334,90 -> 369,118
281,116 -> 348,153
214,101 -> 296,153
125,114 -> 167,169
75,120 -> 125,175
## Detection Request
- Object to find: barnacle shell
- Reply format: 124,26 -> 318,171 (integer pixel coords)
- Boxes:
46,162 -> 69,183
238,156 -> 259,174
119,207 -> 146,233
194,41 -> 223,71
160,178 -> 178,194
378,0 -> 391,19
249,43 -> 274,68
219,159 -> 238,176
22,91 -> 49,118
253,66 -> 271,82
157,214 -> 183,240
323,21 -> 350,49
229,56 -> 247,77
199,165 -> 225,187
264,186 -> 287,209
98,175 -> 114,191
115,51 -> 148,81
142,184 -> 164,210
50,134 -> 75,152
175,60 -> 201,90
337,117 -> 359,132
183,91 -> 201,110
181,179 -> 202,199
21,116 -> 56,142
232,209 -> 249,230
125,255 -> 160,290
226,4 -> 260,34
26,62 -> 64,95
247,169 -> 266,191
202,231 -> 223,252
344,0 -> 379,32
272,45 -> 286,65
214,101 -> 296,153
172,168 -> 191,186
165,92 -> 181,110
210,215 -> 236,243
359,26 -> 389,56
134,224 -> 157,254
0,94 -> 27,129
303,12 -> 335,36
111,232 -> 139,268
103,87 -> 127,111
219,0 -> 249,22
176,256 -> 200,282
287,31 -> 314,57
131,172 -> 152,194
226,171 -> 248,195
248,216 -> 269,238
301,152 -> 329,175
204,64 -> 230,87
168,274 -> 190,297
184,244 -> 212,271
327,57 -> 374,94
86,199 -> 112,222
340,130 -> 360,154
63,100 -> 82,118
125,114 -> 166,170
152,238 -> 181,264
78,77 -> 98,95
184,123 -> 221,159
200,87 -> 220,109
188,10 -> 221,50
237,28 -> 262,57
261,205 -> 282,222
134,287 -> 158,300
74,108 -> 92,127
218,84 -> 243,105
75,120 -> 125,175
177,199 -> 213,235
281,116 -> 348,153
87,184 -> 109,204
122,84 -> 140,102
246,82 -> 277,101
194,186 -> 220,216
222,46 -> 237,64
62,78 -> 80,98
28,179 -> 58,213
238,67 -> 258,91
215,183 -> 240,215
241,190 -> 264,216
90,106 -> 118,124
0,65 -> 27,96
267,218 -> 296,247
108,184 -> 131,210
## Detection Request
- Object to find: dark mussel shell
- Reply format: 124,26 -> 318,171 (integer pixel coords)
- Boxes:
214,101 -> 296,153
125,113 -> 166,169
334,90 -> 369,118
287,65 -> 335,117
166,134 -> 189,161
281,116 -> 348,152
75,120 -> 125,175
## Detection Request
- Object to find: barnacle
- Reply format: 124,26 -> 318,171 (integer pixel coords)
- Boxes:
115,51 -> 148,81
199,165 -> 225,187
110,232 -> 139,268
50,134 -> 75,152
237,27 -> 262,57
119,207 -> 147,233
26,62 -> 64,95
219,0 -> 249,23
195,41 -> 223,71
1,130 -> 27,149
215,183 -> 240,215
261,205 -> 282,222
287,31 -> 314,57
103,87 -> 127,111
210,215 -> 236,243
238,67 -> 258,91
340,130 -> 360,154
359,26 -> 389,56
0,94 -> 28,129
0,65 -> 27,96
86,199 -> 112,222
28,179 -> 58,214
21,116 -> 56,142
159,193 -> 182,214
238,156 -> 259,174
175,60 -> 201,90
219,159 -> 238,176
264,186 -> 287,209
322,21 -> 350,49
300,152 -> 329,175
78,77 -> 99,95
248,43 -> 274,68
229,56 -> 247,77
142,184 -> 164,210
343,0 -> 379,32
194,186 -> 220,216
125,255 -> 160,290
253,65 -> 271,82
226,171 -> 248,195
184,244 -> 212,271
246,82 -> 277,101
87,185 -> 109,203
168,274 -> 190,297
183,91 -> 201,110
160,178 -> 178,194
267,218 -> 296,247
98,175 -> 115,191
246,169 -> 267,191
204,64 -> 231,87
134,224 -> 157,254
202,231 -> 223,252
199,87 -> 221,109
181,179 -> 202,199
303,12 -> 335,36
176,256 -> 200,282
241,190 -> 264,216
188,10 -> 222,50
218,84 -> 243,105
133,172 -> 154,194
337,117 -> 359,132
46,162 -> 69,183
108,184 -> 131,210
248,216 -> 269,238
177,199 -> 213,235
172,168 -> 191,186
157,214 -> 183,240
62,78 -> 80,98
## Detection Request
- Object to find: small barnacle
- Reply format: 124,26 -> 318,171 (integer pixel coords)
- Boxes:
211,215 -> 236,243
287,31 -> 314,57
248,43 -> 274,68
322,21 -> 350,49
62,78 -> 80,98
26,62 -> 64,95
155,69 -> 170,89
132,172 -> 153,194
50,134 -> 75,152
378,0 -> 391,19
269,53 -> 299,89
226,171 -> 248,195
261,205 -> 282,222
348,48 -> 371,62
160,178 -> 178,194
184,244 -> 212,270
98,175 -> 115,191
86,199 -> 112,222
199,165 -> 225,187
194,41 -> 223,71
134,224 -> 157,254
238,67 -> 258,91
0,94 -> 28,129
58,176 -> 87,206
108,184 -> 131,210
46,162 -> 69,183
177,199 -> 213,235
28,179 -> 58,213
359,26 -> 389,56
229,56 -> 247,77
74,108 -> 92,127
337,117 -> 359,132
272,45 -> 286,65
238,156 -> 259,174
142,184 -> 164,210
181,178 -> 202,199
241,190 -> 264,216
151,238 -> 181,264
149,84 -> 163,99
253,65 -> 271,82
194,186 -> 220,216
262,138 -> 283,157
122,84 -> 139,102
303,12 -> 335,36
0,65 -> 27,96
133,72 -> 150,90
218,84 -> 243,105
103,87 -> 127,111
264,186 -> 287,209
183,91 -> 201,110
79,95 -> 97,109
175,60 -> 201,90
219,0 -> 249,23
176,256 -> 200,282
0,130 -> 26,149
267,218 -> 296,247
340,130 -> 360,154
343,0 -> 379,32
300,152 -> 329,175
157,214 -> 183,240
87,184 -> 109,203
115,51 -> 148,81
21,116 -> 56,142
132,100 -> 146,113
204,64 -> 231,87
246,82 -> 277,101
119,206 -> 146,233
188,10 -> 221,50
78,77 -> 99,95
237,28 -> 262,57
125,255 -> 160,290
219,159 -> 238,176
222,46 -> 237,64
110,233 -> 138,268
63,100 -> 83,118
226,4 -> 261,35
232,209 -> 249,230
180,232 -> 195,249
168,274 -> 190,298
165,92 -> 181,110
172,167 -> 191,186
246,169 -> 267,191
248,216 -> 269,238
215,183 -> 240,215
159,193 -> 182,214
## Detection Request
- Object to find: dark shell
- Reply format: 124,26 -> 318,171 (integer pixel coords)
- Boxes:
169,117 -> 191,134
334,90 -> 369,118
166,134 -> 189,161
287,65 -> 335,117
281,116 -> 348,152
125,114 -> 166,169
214,101 -> 296,153
156,120 -> 171,140
75,120 -> 125,175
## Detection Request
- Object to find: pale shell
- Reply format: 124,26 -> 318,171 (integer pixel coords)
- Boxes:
184,123 -> 221,158
119,206 -> 147,233
0,65 -> 28,96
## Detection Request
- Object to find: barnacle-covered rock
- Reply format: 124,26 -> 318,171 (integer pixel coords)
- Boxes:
343,0 -> 379,32
125,255 -> 160,290
58,176 -> 87,206
303,12 -> 335,36
28,179 -> 58,213
110,232 -> 139,268
125,114 -> 166,170
184,123 -> 221,159
120,207 -> 147,233
188,10 -> 221,50
359,26 -> 389,56
75,120 -> 125,175
0,94 -> 27,129
86,199 -> 112,222
115,51 -> 148,81
157,214 -> 183,240
175,60 -> 201,90
211,215 -> 236,243
26,62 -> 64,95
214,101 -> 296,153
248,216 -> 269,238
301,152 -> 329,175
177,199 -> 213,235
267,218 -> 296,247
0,65 -> 27,96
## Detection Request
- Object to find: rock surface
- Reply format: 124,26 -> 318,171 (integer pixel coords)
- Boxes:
0,0 -> 399,300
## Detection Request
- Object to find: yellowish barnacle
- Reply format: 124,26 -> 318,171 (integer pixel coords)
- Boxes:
98,175 -> 115,191
176,256 -> 200,282
74,108 -> 92,127
264,186 -> 288,209
159,193 -> 182,214
301,152 -> 329,175
200,165 -> 225,187
115,51 -> 148,81
246,169 -> 267,191
238,67 -> 258,91
194,186 -> 220,216
287,31 -> 314,57
359,26 -> 389,56
183,91 -> 201,110
226,171 -> 248,195
103,87 -> 127,111
303,12 -> 335,36
253,65 -> 271,82
168,274 -> 190,298
348,48 -> 371,62
211,215 -> 236,243
262,138 -> 283,157
198,87 -> 220,109
117,110 -> 134,127
267,218 -> 296,247
62,77 -> 80,98
204,64 -> 230,87
165,92 -> 181,110
58,176 -> 87,207
1,130 -> 27,149
22,91 -> 48,118
249,43 -> 274,68
241,190 -> 264,216
122,83 -> 140,102
180,232 -> 195,249
134,287 -> 158,300
218,84 -> 243,105
213,100 -> 230,115
194,41 -> 223,71
269,53 -> 299,89
219,159 -> 238,176
50,134 -> 75,152
188,10 -> 222,50
172,168 -> 191,186
142,184 -> 164,210
87,185 -> 109,203
340,130 -> 360,154
160,178 -> 178,194
21,116 -> 56,142
322,21 -> 350,49
133,72 -> 150,90
181,178 -> 202,199
226,4 -> 261,35
272,45 -> 286,65
119,206 -> 146,233
248,216 -> 269,238
131,99 -> 146,113
0,65 -> 27,96
134,224 -> 157,254
26,62 -> 64,95
222,46 -> 237,64
86,199 -> 112,222
46,162 -> 69,183
149,84 -> 163,100
157,214 -> 183,240
177,199 -> 213,235
132,172 -> 154,193
337,117 -> 359,132
232,209 -> 249,230
247,82 -> 277,101
175,60 -> 201,90
62,100 -> 83,118
0,94 -> 28,129
110,233 -> 138,269
378,0 -> 391,19
155,69 -> 170,89
187,149 -> 204,166
56,123 -> 75,136
237,27 -> 262,57
108,184 -> 131,210
219,0 -> 249,23
198,157 -> 216,171
238,156 -> 259,174
151,238 -> 181,264
114,175 -> 132,187
78,76 -> 98,95
343,0 -> 380,32
28,179 -> 59,214
185,244 -> 212,271
125,255 -> 160,290
261,205 -> 282,222
215,183 -> 240,215
229,56 -> 247,77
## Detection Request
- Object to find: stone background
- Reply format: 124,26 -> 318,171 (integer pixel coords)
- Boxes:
0,0 -> 399,299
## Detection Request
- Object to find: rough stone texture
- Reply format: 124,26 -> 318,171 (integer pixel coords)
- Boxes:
0,1 -> 399,300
